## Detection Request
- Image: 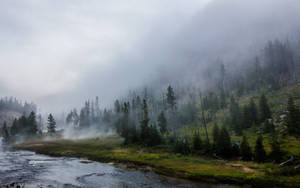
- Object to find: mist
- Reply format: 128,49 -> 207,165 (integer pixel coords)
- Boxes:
0,0 -> 299,114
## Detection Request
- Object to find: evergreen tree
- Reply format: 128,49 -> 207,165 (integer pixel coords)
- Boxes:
174,137 -> 191,155
79,108 -> 86,128
216,126 -> 232,158
166,85 -> 176,111
47,114 -> 56,134
212,123 -> 219,145
114,100 -> 121,114
243,105 -> 252,129
241,136 -> 252,161
147,124 -> 161,146
157,111 -> 167,135
249,98 -> 258,124
18,115 -> 28,135
254,135 -> 266,163
263,119 -> 274,133
140,99 -> 150,145
11,118 -> 19,136
286,96 -> 300,136
27,111 -> 38,135
269,134 -> 282,162
1,122 -> 10,143
229,97 -> 243,135
121,102 -> 130,144
259,94 -> 271,123
220,88 -> 227,109
127,122 -> 139,144
192,131 -> 202,151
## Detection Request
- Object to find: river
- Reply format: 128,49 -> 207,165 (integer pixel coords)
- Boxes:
0,144 -> 245,188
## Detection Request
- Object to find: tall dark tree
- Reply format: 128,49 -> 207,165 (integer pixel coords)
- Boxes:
286,96 -> 300,136
140,99 -> 150,144
229,97 -> 243,135
200,92 -> 209,143
114,100 -> 121,114
1,122 -> 10,143
216,126 -> 232,158
192,130 -> 202,151
47,114 -> 56,134
27,111 -> 38,135
220,88 -> 226,109
259,94 -> 271,123
166,85 -> 176,111
241,136 -> 252,161
263,119 -> 274,133
249,98 -> 258,125
269,134 -> 282,162
254,135 -> 266,163
212,123 -> 219,145
11,118 -> 19,136
121,102 -> 130,144
157,111 -> 167,135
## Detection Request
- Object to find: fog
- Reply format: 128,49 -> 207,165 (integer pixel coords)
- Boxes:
0,0 -> 299,114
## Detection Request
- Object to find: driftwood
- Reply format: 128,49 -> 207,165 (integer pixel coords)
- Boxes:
279,156 -> 294,167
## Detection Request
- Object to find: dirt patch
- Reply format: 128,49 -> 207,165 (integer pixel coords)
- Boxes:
230,163 -> 256,173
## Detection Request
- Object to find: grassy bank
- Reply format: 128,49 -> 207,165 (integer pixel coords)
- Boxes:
14,135 -> 300,188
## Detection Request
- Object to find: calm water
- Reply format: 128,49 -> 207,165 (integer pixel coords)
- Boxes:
0,146 -> 246,188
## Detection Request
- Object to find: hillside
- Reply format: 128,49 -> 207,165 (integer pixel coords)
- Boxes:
178,84 -> 300,157
0,110 -> 22,128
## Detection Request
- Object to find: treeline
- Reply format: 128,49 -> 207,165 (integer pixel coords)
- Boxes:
0,97 -> 37,116
1,112 -> 57,143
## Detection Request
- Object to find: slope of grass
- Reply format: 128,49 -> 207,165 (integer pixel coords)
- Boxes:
178,84 -> 300,157
14,135 -> 300,188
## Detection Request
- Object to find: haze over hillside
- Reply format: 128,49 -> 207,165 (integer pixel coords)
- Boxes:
0,0 -> 299,114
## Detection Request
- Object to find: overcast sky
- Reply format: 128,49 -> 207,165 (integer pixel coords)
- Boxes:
0,0 -> 299,113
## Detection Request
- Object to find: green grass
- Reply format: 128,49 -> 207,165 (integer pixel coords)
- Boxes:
14,135 -> 300,187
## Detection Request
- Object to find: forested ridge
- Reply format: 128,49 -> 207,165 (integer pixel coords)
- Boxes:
60,39 -> 300,163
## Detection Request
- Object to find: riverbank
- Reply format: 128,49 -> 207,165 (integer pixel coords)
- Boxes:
14,135 -> 300,188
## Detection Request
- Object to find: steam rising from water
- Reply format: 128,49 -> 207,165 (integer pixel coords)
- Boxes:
62,125 -> 114,140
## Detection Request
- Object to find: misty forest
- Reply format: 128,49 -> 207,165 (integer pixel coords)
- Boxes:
0,0 -> 300,187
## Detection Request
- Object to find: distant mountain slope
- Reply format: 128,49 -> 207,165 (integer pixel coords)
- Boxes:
0,110 -> 22,127
0,97 -> 37,127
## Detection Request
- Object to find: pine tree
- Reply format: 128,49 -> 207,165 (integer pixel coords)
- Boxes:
243,105 -> 252,129
216,126 -> 232,158
147,124 -> 161,146
174,137 -> 191,155
140,99 -> 150,145
212,123 -> 219,144
269,134 -> 282,162
254,135 -> 266,163
241,136 -> 252,161
11,118 -> 19,136
157,111 -> 167,135
1,122 -> 10,143
166,85 -> 176,111
249,98 -> 258,125
114,100 -> 121,113
47,114 -> 56,134
229,97 -> 243,135
263,119 -> 274,133
286,96 -> 300,136
192,131 -> 202,151
259,94 -> 271,123
220,88 -> 227,109
28,111 -> 38,135
121,102 -> 130,144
